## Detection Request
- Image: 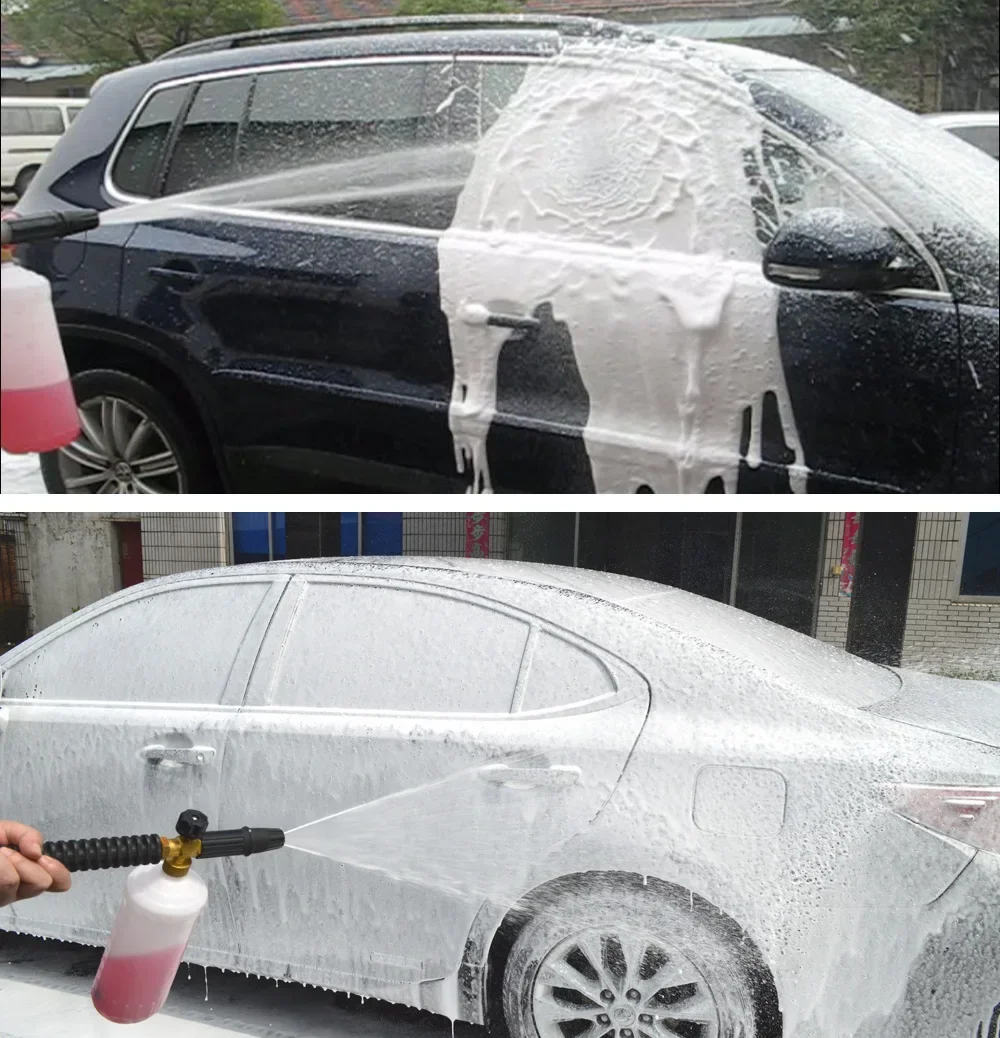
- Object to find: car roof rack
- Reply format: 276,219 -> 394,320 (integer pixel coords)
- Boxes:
159,13 -> 637,60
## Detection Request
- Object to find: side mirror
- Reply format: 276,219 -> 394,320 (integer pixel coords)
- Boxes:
763,208 -> 920,293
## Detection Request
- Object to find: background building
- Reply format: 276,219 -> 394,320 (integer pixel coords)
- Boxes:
2,512 -> 996,676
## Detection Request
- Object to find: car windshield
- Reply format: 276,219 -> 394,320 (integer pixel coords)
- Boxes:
753,64 -> 1000,238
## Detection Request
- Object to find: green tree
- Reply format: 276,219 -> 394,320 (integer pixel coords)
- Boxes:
794,0 -> 998,111
396,0 -> 521,15
2,0 -> 285,70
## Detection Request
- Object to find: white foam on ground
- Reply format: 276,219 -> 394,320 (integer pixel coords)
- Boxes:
0,451 -> 45,493
0,978 -> 248,1038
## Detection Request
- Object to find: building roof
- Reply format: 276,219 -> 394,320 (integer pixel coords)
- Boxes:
0,63 -> 93,81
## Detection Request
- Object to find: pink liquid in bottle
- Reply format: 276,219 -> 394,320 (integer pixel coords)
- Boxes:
0,381 -> 80,454
91,862 -> 208,1024
91,944 -> 188,1024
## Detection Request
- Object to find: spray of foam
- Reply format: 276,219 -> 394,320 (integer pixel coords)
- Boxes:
97,142 -> 478,228
284,754 -> 588,902
439,42 -> 808,494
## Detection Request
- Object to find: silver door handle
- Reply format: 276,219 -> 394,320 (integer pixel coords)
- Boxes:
140,744 -> 216,766
478,765 -> 581,788
459,303 -> 540,332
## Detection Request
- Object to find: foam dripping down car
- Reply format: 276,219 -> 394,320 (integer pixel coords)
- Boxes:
1,557 -> 997,1037
12,16 -> 999,493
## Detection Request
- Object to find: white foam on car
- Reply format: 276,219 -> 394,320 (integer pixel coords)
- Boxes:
439,40 -> 806,493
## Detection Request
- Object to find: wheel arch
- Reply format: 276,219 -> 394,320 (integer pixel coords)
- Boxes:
462,869 -> 782,1037
57,325 -> 228,489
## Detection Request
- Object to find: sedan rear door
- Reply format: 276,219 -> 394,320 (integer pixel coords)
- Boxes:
217,575 -> 649,991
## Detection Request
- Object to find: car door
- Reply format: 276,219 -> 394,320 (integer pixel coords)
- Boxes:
216,575 -> 649,992
743,85 -> 963,494
116,58 -> 468,493
438,56 -> 961,494
0,573 -> 286,958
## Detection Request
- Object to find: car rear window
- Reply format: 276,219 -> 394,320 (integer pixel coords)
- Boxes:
111,84 -> 189,197
950,123 -> 1000,160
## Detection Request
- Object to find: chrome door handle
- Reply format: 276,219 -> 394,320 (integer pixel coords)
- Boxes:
459,303 -> 540,332
478,765 -> 581,789
140,744 -> 216,766
147,265 -> 205,290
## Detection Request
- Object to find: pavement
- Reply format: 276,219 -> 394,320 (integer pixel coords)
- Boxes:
0,453 -> 46,494
0,933 -> 487,1038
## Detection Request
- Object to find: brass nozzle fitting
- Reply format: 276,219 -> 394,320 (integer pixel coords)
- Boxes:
160,835 -> 203,877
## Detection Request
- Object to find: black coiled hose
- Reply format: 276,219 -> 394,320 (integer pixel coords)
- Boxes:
42,834 -> 162,873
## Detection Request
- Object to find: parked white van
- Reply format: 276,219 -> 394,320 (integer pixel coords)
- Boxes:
1,97 -> 87,198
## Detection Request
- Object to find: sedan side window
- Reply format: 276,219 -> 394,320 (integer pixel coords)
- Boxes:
112,84 -> 189,198
271,583 -> 529,712
518,632 -> 617,711
2,581 -> 272,704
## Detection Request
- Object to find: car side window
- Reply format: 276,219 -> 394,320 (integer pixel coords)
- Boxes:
448,61 -> 529,143
30,107 -> 64,134
270,582 -> 529,712
1,581 -> 272,705
163,75 -> 253,195
236,60 -> 461,230
518,632 -> 617,711
66,106 -> 85,124
2,107 -> 32,135
112,84 -> 189,197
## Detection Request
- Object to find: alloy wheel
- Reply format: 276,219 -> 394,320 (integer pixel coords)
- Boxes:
56,396 -> 184,494
532,926 -> 721,1038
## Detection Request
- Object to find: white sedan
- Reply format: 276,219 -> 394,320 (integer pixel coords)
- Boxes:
1,558 -> 997,1038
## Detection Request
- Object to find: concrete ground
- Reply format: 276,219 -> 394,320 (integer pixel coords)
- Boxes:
0,452 -> 46,494
0,933 -> 487,1038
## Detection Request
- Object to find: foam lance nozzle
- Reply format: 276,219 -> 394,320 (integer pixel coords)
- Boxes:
0,209 -> 99,248
59,810 -> 286,1025
41,809 -> 285,876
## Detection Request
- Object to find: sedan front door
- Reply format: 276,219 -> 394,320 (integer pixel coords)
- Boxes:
0,574 -> 286,957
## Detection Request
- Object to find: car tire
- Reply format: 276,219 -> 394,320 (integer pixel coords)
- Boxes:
501,878 -> 775,1038
13,166 -> 38,200
40,369 -> 216,494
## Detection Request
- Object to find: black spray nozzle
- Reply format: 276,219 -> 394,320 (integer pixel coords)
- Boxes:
198,827 -> 286,859
1,209 -> 100,248
170,809 -> 284,859
8,810 -> 285,873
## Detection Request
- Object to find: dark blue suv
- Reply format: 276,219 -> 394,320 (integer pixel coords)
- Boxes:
15,15 -> 999,493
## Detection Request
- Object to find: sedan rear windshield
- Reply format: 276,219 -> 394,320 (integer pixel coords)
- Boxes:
631,589 -> 901,708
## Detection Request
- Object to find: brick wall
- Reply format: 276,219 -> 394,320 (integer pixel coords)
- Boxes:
814,512 -> 851,649
900,513 -> 1000,676
815,512 -> 1000,676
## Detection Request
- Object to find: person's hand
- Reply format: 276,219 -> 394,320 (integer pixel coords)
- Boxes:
0,821 -> 72,908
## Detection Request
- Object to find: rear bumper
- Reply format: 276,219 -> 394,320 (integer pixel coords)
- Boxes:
871,850 -> 1000,1038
